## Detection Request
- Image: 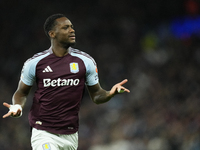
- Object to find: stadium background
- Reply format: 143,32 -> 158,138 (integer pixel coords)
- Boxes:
0,0 -> 200,149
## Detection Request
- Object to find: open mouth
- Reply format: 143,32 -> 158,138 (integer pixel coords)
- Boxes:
70,37 -> 75,40
69,35 -> 75,39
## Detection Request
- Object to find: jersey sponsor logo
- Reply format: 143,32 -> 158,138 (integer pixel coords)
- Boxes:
42,143 -> 51,150
43,78 -> 80,87
70,62 -> 79,73
43,66 -> 53,73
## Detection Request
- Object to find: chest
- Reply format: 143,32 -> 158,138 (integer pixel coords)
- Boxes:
36,55 -> 86,80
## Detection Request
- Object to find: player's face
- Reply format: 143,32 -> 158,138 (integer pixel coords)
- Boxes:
53,17 -> 76,46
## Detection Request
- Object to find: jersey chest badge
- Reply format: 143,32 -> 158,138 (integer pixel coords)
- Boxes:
70,62 -> 79,73
42,143 -> 51,150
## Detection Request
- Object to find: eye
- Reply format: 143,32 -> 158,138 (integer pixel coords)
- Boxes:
71,25 -> 74,29
63,26 -> 69,29
62,25 -> 74,30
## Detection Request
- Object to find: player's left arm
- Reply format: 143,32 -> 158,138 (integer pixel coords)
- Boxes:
87,79 -> 130,104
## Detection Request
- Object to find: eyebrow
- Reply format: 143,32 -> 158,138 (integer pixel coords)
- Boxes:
62,24 -> 74,27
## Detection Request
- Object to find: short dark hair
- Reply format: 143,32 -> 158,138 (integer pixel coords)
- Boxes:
44,13 -> 66,38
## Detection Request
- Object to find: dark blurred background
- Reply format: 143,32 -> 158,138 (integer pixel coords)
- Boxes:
1,0 -> 200,149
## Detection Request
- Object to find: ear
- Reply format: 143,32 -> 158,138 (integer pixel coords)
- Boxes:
48,30 -> 55,38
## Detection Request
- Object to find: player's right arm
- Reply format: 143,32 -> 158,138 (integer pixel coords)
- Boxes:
3,80 -> 32,118
3,52 -> 42,118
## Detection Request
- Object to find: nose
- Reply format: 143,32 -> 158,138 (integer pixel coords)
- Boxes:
70,27 -> 75,33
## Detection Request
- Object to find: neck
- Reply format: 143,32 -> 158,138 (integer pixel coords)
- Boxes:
51,41 -> 70,57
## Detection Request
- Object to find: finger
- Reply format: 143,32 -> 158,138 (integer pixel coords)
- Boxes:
124,88 -> 130,93
2,112 -> 12,118
117,88 -> 125,93
3,102 -> 11,108
118,79 -> 128,86
14,109 -> 22,116
117,87 -> 130,93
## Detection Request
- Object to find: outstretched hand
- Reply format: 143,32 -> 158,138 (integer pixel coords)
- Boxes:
109,79 -> 130,96
2,102 -> 22,118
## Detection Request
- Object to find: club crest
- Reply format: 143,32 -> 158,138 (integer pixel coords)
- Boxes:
43,143 -> 51,150
70,62 -> 79,73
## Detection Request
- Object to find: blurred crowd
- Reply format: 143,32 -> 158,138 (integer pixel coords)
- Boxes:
0,0 -> 200,150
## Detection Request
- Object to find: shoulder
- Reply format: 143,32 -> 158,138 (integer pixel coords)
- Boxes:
69,47 -> 96,65
24,49 -> 51,66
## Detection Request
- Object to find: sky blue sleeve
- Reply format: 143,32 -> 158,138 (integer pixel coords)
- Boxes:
85,59 -> 99,86
20,59 -> 36,86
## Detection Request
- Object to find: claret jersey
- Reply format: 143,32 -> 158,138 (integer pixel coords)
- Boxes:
21,47 -> 99,134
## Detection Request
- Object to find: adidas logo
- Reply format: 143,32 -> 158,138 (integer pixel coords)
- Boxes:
43,66 -> 53,73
